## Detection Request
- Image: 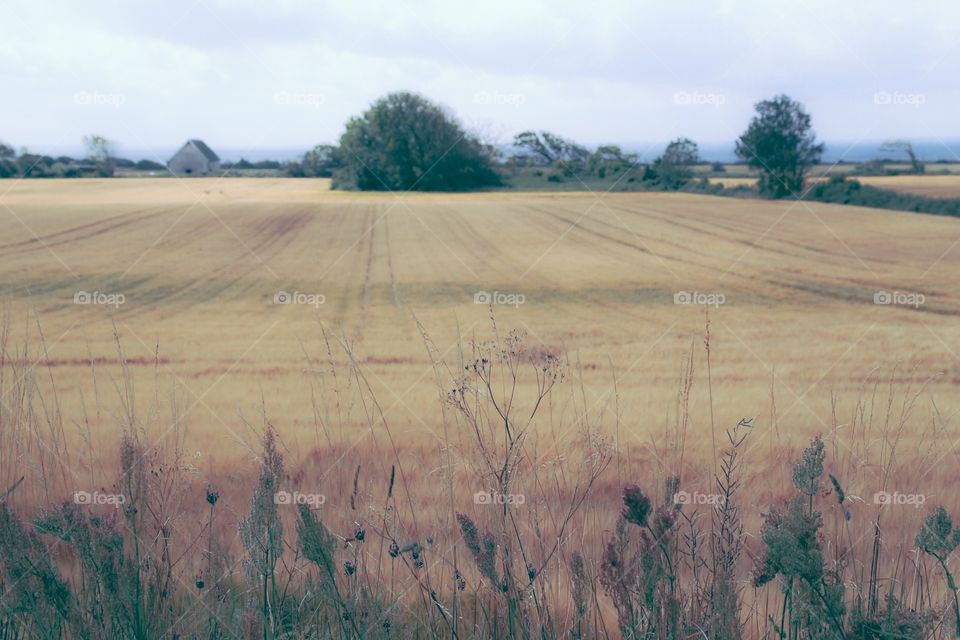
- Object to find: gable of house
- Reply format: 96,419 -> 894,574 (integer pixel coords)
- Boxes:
168,140 -> 221,175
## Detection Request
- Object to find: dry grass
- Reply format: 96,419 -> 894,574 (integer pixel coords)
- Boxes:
2,178 -> 960,637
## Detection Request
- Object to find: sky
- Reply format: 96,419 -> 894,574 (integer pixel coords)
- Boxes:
2,0 -> 959,161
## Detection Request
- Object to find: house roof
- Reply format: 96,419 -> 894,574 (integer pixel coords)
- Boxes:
187,139 -> 220,162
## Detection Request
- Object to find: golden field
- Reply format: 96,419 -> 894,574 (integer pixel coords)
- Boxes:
2,177 -> 960,636
858,174 -> 960,198
710,172 -> 960,199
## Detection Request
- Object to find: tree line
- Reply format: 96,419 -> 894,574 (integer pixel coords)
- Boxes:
0,91 -> 827,198
296,91 -> 823,197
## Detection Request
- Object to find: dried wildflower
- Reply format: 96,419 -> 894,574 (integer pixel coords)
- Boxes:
354,526 -> 365,542
414,558 -> 424,570
239,426 -> 285,590
916,506 -> 960,558
401,541 -> 422,559
664,475 -> 680,506
621,484 -> 652,526
344,560 -> 356,576
828,474 -> 844,505
752,496 -> 824,587
526,562 -> 537,581
456,512 -> 499,585
571,552 -> 588,619
651,505 -> 678,539
455,569 -> 466,590
206,488 -> 220,506
296,503 -> 337,580
792,435 -> 825,497
388,541 -> 400,558
195,578 -> 205,590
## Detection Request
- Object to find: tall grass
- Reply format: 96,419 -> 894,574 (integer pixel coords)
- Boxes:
0,311 -> 957,639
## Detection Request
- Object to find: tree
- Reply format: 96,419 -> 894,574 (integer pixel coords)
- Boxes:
295,144 -> 343,177
880,140 -> 924,175
587,145 -> 638,178
512,131 -> 589,173
0,141 -> 16,178
735,95 -> 823,198
646,137 -> 700,189
333,92 -> 500,191
83,134 -> 115,177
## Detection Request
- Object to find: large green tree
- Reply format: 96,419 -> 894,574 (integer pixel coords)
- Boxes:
333,92 -> 500,191
736,95 -> 823,198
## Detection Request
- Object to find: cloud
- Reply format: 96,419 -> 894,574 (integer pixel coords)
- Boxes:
1,0 -> 957,154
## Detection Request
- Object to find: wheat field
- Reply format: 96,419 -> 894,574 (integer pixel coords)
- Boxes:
2,177 -> 960,637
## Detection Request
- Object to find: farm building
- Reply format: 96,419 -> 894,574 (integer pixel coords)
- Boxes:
168,139 -> 221,175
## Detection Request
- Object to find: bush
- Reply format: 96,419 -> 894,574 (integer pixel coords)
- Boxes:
807,176 -> 960,216
135,159 -> 165,171
333,92 -> 501,191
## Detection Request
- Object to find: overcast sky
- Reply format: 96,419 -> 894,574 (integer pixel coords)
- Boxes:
2,0 -> 958,159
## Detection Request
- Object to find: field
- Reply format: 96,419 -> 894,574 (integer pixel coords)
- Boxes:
710,172 -> 960,199
858,174 -> 960,198
3,178 -> 960,637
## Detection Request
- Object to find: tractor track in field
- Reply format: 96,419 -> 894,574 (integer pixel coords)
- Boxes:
0,207 -> 166,256
356,208 -> 377,340
608,202 -> 897,268
383,214 -> 402,311
104,207 -> 313,321
445,204 -> 664,325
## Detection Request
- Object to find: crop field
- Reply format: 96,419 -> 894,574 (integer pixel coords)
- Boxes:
858,174 -> 960,198
3,177 -> 960,636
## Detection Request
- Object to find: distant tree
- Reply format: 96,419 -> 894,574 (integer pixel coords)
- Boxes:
512,131 -> 589,173
251,160 -> 280,170
83,134 -> 115,177
334,92 -> 500,191
0,141 -> 17,177
736,95 -> 823,198
294,144 -> 343,177
587,145 -> 638,178
646,137 -> 700,189
880,140 -> 925,175
135,159 -> 166,171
